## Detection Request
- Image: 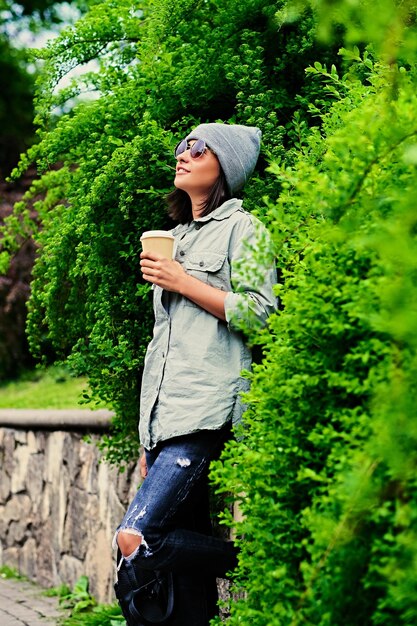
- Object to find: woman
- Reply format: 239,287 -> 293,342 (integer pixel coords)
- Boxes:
114,123 -> 277,625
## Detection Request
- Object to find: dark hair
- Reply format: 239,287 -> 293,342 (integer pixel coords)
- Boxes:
166,168 -> 231,224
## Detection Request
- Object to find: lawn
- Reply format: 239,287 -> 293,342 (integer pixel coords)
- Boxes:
0,365 -> 99,409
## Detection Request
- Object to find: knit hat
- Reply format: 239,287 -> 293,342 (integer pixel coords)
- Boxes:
185,123 -> 262,194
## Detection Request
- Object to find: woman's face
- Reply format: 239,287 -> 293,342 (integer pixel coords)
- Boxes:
174,139 -> 220,197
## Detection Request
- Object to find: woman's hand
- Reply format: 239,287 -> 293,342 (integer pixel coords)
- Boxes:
140,251 -> 186,293
140,250 -> 227,320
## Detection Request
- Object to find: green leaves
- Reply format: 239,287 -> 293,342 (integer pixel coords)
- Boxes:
3,2 -> 417,621
57,575 -> 96,613
211,50 -> 417,624
1,0 -> 329,465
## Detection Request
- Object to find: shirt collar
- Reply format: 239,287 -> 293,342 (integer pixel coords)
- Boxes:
194,198 -> 242,223
172,199 -> 242,236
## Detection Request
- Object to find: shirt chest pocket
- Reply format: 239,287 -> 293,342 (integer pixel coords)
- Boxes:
184,252 -> 230,291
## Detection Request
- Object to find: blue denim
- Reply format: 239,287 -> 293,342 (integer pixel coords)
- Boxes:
115,425 -> 237,624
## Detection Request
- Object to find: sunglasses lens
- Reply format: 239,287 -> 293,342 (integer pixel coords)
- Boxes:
174,139 -> 188,157
190,139 -> 206,159
174,138 -> 207,159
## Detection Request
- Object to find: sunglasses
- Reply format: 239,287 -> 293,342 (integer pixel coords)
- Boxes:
174,138 -> 210,159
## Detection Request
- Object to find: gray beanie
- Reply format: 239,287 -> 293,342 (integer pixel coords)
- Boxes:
185,123 -> 262,194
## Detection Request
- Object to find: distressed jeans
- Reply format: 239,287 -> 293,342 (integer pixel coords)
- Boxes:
115,424 -> 238,625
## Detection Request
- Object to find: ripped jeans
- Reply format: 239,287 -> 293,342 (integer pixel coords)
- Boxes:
114,424 -> 237,625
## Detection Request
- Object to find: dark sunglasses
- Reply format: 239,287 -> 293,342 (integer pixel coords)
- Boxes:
174,138 -> 210,159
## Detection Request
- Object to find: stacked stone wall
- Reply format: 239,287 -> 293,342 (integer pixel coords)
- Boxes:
0,411 -> 141,603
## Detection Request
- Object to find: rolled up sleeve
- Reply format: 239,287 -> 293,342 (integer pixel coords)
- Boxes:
224,216 -> 277,332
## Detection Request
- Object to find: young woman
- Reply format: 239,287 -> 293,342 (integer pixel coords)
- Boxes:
114,123 -> 277,625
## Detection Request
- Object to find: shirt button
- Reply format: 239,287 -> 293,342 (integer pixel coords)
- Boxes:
199,261 -> 204,267
179,250 -> 185,256
195,223 -> 201,230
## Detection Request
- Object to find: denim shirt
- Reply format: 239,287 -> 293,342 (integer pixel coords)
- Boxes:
139,198 -> 277,450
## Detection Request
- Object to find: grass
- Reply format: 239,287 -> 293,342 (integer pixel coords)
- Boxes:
0,365 -> 103,410
47,576 -> 125,626
0,565 -> 28,581
59,603 -> 125,626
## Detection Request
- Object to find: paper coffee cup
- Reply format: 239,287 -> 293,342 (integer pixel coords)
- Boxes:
140,230 -> 175,259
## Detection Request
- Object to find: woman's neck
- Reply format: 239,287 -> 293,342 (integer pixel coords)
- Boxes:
189,193 -> 206,220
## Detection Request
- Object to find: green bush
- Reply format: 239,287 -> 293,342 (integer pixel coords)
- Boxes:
210,20 -> 417,626
1,0 -> 342,465
2,1 -> 417,623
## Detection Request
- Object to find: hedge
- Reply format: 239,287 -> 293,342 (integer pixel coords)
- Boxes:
1,0 -> 417,622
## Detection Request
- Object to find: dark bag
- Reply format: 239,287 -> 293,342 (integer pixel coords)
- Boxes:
115,557 -> 174,626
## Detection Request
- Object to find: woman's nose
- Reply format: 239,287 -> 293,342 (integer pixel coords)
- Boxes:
177,151 -> 190,162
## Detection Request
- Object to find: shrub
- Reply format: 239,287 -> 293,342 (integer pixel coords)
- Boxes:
3,1 -> 417,622
211,31 -> 417,626
1,0 -> 342,464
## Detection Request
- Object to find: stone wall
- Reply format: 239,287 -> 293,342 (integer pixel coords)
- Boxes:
0,410 -> 141,603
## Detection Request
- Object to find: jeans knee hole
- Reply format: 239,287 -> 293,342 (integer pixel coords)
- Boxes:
176,457 -> 191,468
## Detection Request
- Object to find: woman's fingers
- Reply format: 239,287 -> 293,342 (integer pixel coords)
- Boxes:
140,258 -> 185,291
140,258 -> 165,279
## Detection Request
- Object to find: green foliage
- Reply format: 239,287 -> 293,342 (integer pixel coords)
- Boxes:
0,0 -> 84,173
210,15 -> 417,626
276,0 -> 417,64
60,603 -> 125,626
49,575 -> 125,625
3,0 -> 341,465
0,565 -> 28,580
60,604 -> 126,626
3,1 -> 417,621
0,0 -> 89,379
2,0 -> 80,19
0,37 -> 34,174
56,575 -> 97,613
